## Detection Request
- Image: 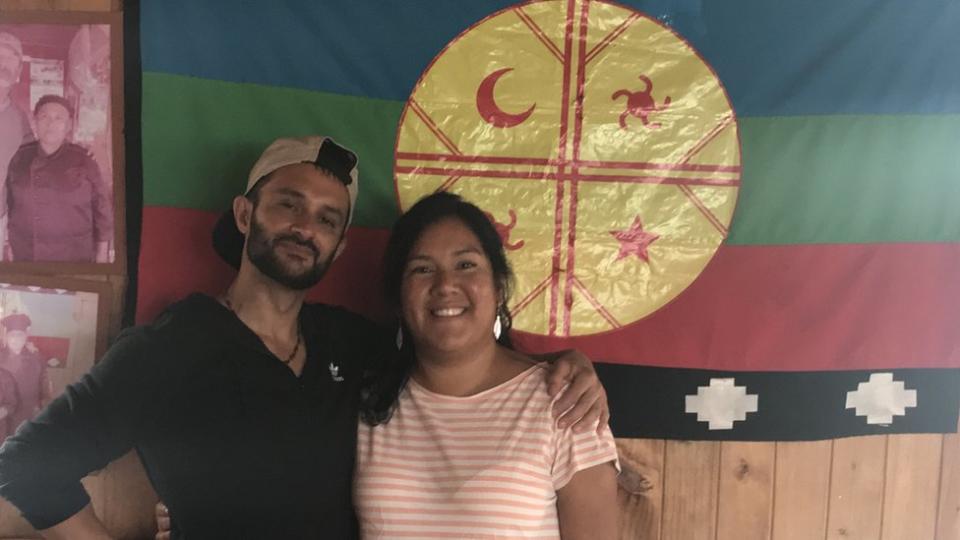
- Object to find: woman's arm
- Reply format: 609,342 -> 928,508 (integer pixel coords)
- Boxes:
557,462 -> 619,540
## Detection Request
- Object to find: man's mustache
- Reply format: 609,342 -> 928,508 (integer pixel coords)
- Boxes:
273,234 -> 318,258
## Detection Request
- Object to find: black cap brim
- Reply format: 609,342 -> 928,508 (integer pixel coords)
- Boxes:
211,208 -> 245,270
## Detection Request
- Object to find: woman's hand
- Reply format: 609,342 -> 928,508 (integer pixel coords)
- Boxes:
544,350 -> 610,433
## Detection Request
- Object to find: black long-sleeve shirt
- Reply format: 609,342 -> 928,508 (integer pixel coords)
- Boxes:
6,141 -> 114,262
0,294 -> 389,539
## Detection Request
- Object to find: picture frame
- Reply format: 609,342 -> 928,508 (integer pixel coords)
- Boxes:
0,11 -> 125,274
0,274 -> 111,444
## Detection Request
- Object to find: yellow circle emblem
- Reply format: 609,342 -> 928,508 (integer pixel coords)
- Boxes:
395,0 -> 741,337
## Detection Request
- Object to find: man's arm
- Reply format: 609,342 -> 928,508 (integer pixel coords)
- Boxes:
0,329 -> 163,533
39,504 -> 114,540
533,350 -> 610,433
1,173 -> 10,259
0,372 -> 17,416
84,155 -> 113,260
38,358 -> 53,408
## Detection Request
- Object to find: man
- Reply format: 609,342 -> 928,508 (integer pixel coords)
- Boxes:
0,364 -> 19,442
0,32 -> 34,259
0,313 -> 51,433
0,136 -> 608,539
4,94 -> 113,262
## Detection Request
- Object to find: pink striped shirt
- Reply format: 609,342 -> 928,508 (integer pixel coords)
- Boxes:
355,363 -> 619,539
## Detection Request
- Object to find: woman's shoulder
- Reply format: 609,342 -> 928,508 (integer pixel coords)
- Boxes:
495,358 -> 559,412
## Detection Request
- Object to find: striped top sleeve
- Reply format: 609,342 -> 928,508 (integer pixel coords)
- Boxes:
551,404 -> 620,491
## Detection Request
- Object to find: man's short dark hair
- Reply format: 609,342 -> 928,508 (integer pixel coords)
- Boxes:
33,94 -> 74,118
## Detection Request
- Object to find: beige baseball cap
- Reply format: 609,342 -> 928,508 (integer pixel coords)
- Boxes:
212,136 -> 359,269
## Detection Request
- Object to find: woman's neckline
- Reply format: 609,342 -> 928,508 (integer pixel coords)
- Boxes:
407,362 -> 545,401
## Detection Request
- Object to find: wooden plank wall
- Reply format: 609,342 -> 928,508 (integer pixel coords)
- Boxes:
2,1 -> 958,539
617,432 -> 960,540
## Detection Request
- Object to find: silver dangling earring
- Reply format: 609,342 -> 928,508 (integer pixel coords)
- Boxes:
395,326 -> 403,350
493,315 -> 502,340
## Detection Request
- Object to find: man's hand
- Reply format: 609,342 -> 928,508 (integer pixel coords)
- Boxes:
155,502 -> 170,540
545,350 -> 609,433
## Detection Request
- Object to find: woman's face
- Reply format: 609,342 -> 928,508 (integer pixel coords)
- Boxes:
400,217 -> 500,358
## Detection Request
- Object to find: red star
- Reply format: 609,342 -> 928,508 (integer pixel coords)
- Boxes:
610,216 -> 659,262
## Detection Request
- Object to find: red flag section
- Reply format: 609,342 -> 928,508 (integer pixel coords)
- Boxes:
139,207 -> 959,372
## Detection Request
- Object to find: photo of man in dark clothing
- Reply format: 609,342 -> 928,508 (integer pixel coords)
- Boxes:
4,94 -> 113,262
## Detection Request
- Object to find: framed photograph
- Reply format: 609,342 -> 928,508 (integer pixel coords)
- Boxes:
0,12 -> 124,274
0,275 -> 110,443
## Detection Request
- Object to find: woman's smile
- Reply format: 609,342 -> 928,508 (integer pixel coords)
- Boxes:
401,217 -> 499,357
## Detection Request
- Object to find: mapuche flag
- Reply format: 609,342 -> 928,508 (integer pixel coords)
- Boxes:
136,0 -> 960,440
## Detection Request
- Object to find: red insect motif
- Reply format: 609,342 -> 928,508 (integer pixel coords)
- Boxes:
484,209 -> 525,251
611,74 -> 671,130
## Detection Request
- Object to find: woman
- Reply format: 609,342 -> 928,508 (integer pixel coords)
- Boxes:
355,192 -> 619,539
4,94 -> 112,262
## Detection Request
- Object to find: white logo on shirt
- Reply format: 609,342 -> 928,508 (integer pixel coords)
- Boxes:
329,362 -> 344,382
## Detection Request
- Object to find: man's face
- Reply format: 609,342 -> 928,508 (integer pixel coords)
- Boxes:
242,163 -> 350,290
35,102 -> 72,150
0,45 -> 20,90
4,330 -> 27,355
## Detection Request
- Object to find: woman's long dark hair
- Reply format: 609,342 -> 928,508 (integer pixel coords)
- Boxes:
359,191 -> 515,425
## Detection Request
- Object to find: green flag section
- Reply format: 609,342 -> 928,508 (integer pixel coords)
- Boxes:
143,73 -> 960,244
142,72 -> 402,226
731,115 -> 960,244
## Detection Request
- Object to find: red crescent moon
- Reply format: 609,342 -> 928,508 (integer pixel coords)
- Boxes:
476,68 -> 536,128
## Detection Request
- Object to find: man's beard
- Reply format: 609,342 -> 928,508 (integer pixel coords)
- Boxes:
245,214 -> 340,290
